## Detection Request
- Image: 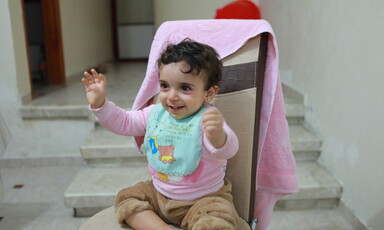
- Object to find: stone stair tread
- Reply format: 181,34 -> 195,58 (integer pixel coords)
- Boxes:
281,161 -> 341,201
20,93 -> 302,121
81,126 -> 143,159
269,209 -> 359,230
83,124 -> 320,161
285,103 -> 305,119
289,125 -> 321,152
20,104 -> 90,119
64,162 -> 341,208
64,166 -> 150,209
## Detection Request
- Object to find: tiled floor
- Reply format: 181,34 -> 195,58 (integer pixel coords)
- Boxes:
0,165 -> 89,230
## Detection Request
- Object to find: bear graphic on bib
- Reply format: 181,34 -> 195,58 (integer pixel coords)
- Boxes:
158,145 -> 176,164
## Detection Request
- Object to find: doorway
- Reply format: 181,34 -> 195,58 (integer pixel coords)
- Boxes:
22,0 -> 65,98
111,0 -> 154,61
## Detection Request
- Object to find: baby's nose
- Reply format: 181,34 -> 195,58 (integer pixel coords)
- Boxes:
168,90 -> 179,101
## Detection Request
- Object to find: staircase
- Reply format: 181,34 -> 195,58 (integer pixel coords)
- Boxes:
62,77 -> 364,229
269,86 -> 365,229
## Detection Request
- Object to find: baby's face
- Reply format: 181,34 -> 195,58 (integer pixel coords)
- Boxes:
158,62 -> 212,119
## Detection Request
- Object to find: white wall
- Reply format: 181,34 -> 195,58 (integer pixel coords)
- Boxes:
259,1 -> 384,229
60,0 -> 113,77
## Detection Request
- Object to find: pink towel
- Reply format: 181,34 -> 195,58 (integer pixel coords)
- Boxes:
132,19 -> 298,229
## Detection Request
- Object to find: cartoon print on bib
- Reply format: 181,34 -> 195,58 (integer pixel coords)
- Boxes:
144,104 -> 206,182
158,145 -> 176,164
147,114 -> 165,154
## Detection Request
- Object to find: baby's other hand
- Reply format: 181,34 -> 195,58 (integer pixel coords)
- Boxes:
202,107 -> 226,148
82,69 -> 107,109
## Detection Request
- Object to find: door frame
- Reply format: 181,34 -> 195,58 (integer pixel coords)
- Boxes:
22,0 -> 65,98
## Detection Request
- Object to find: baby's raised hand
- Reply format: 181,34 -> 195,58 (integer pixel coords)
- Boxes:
202,107 -> 226,148
82,69 -> 107,109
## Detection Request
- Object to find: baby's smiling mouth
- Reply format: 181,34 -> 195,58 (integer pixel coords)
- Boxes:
168,105 -> 185,111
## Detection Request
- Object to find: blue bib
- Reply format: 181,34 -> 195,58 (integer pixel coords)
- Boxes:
144,104 -> 206,178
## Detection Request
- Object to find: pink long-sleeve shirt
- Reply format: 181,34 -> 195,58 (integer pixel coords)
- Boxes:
91,100 -> 239,201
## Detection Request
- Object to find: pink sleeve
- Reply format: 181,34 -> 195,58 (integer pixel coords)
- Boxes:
90,100 -> 154,137
203,122 -> 239,160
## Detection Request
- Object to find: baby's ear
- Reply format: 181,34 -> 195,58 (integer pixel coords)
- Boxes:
205,86 -> 219,103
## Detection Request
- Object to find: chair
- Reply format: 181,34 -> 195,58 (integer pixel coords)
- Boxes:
79,20 -> 269,230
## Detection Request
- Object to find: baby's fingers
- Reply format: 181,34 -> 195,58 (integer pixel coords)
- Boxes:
203,119 -> 220,130
203,111 -> 223,125
203,108 -> 219,120
97,73 -> 107,86
90,69 -> 99,78
204,107 -> 220,115
83,71 -> 94,83
81,78 -> 89,87
81,78 -> 94,93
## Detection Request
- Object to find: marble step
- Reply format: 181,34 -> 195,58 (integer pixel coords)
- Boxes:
20,104 -> 90,119
289,125 -> 322,161
82,124 -> 320,167
269,208 -> 366,230
21,104 -> 304,126
285,103 -> 305,125
20,92 -> 303,122
275,161 -> 342,210
64,166 -> 151,217
80,126 -> 146,167
64,161 -> 340,217
282,83 -> 305,125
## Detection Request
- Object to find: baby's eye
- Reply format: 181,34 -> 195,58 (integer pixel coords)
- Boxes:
181,85 -> 191,91
160,83 -> 169,89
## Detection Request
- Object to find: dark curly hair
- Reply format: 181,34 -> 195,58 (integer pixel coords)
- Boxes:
157,39 -> 222,90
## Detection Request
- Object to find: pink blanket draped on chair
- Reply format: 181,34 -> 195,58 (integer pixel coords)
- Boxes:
131,19 -> 298,230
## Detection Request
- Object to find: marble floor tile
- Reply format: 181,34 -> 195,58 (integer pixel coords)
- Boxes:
269,209 -> 359,230
29,62 -> 147,108
1,166 -> 81,188
0,216 -> 38,230
31,216 -> 88,230
0,165 -> 89,230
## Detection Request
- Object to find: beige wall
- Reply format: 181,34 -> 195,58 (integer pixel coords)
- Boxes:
2,0 -> 114,101
259,0 -> 384,229
1,0 -> 94,159
154,0 -> 259,28
60,0 -> 113,78
1,0 -> 21,108
117,0 -> 153,24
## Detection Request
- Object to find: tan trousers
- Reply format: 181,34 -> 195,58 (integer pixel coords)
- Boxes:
115,178 -> 239,230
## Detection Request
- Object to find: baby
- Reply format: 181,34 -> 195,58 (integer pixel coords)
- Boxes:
82,40 -> 240,230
